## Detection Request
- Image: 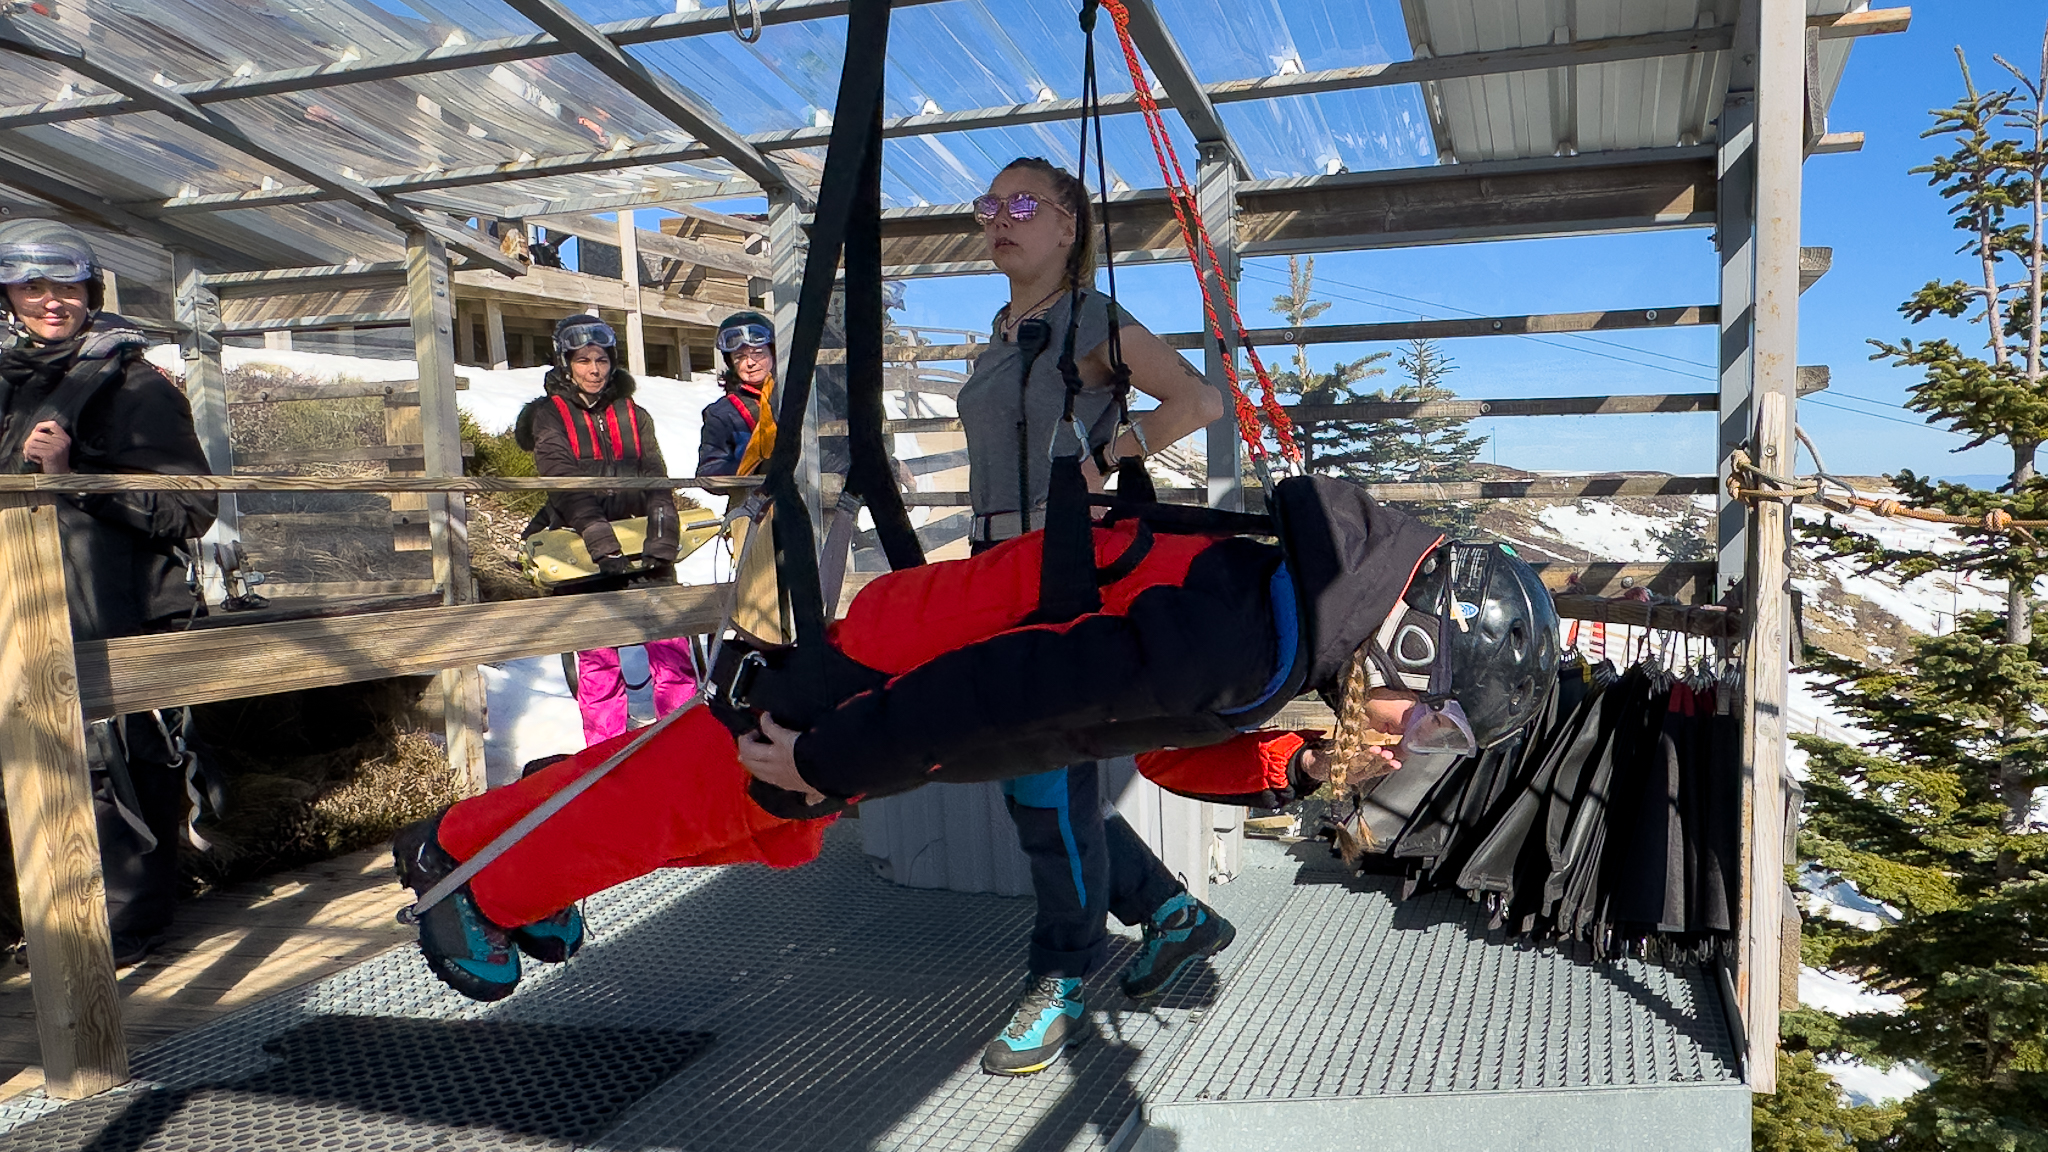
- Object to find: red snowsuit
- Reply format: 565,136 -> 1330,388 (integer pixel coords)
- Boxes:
440,520 -> 1324,928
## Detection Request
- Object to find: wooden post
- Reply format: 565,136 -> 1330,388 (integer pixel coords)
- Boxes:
1741,0 -> 1807,1094
405,229 -> 486,794
766,189 -> 823,540
1196,145 -> 1243,512
618,210 -> 649,378
174,259 -> 238,572
457,302 -> 479,366
485,299 -> 509,371
0,494 -> 127,1098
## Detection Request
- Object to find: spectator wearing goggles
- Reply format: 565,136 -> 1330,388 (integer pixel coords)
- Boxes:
697,309 -> 777,478
0,218 -> 216,966
513,314 -> 695,745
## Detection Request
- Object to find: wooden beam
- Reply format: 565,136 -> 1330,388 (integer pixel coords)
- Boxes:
1289,392 -> 1717,422
496,0 -> 793,194
485,300 -> 509,371
1528,560 -> 1718,600
879,151 -> 1718,271
1158,305 -> 1717,350
528,211 -> 768,279
1744,0 -> 1808,1093
899,474 -> 1719,507
74,582 -> 727,719
618,209 -> 649,378
0,495 -> 126,1096
215,311 -> 412,337
407,227 -> 486,794
1809,132 -> 1864,155
234,442 -> 470,468
1808,6 -> 1910,39
1552,594 -> 1742,637
0,474 -> 751,494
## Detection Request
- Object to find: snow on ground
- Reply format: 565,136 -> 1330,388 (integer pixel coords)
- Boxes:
481,649 -> 663,789
1532,497 -> 1706,559
147,342 -> 728,465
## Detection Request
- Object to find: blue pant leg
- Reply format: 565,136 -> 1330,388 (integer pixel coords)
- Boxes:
1004,764 -> 1111,979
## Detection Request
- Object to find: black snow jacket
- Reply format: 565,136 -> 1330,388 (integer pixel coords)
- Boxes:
514,368 -> 679,565
696,384 -> 761,477
0,314 -> 216,642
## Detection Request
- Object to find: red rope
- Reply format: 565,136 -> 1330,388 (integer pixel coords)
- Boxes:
1101,0 -> 1301,465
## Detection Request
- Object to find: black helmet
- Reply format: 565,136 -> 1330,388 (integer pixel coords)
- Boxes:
0,219 -> 104,314
1370,541 -> 1559,750
715,309 -> 774,362
552,313 -> 617,372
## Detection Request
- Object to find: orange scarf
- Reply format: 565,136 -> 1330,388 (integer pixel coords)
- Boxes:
734,372 -> 777,476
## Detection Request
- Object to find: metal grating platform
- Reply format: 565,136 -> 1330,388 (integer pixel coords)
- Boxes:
0,823 -> 1747,1152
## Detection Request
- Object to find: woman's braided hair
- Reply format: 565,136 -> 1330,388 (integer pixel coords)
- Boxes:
997,157 -> 1096,288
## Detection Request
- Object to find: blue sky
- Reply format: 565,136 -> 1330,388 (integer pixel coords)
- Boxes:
884,3 -> 2048,481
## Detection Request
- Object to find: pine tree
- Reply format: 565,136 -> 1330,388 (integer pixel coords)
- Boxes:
1268,255 -> 1389,473
1782,41 -> 2048,1152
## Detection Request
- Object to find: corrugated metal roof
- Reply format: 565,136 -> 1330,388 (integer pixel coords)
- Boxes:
1399,0 -> 1858,162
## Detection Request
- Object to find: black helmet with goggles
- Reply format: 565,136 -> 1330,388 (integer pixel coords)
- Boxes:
1365,541 -> 1560,756
715,309 -> 774,356
552,314 -> 617,370
0,219 -> 105,314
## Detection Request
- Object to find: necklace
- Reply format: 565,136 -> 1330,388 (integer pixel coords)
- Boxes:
997,285 -> 1066,341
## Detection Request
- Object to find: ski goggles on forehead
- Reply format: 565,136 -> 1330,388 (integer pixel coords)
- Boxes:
0,247 -> 94,286
1400,698 -> 1478,758
972,190 -> 1072,226
715,323 -> 774,353
556,320 -> 616,351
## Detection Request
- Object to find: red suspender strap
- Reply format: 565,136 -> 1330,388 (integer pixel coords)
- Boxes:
727,393 -> 757,431
602,404 -> 625,459
549,395 -> 583,460
626,404 -> 643,458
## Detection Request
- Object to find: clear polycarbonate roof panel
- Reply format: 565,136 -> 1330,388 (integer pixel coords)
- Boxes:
0,0 -> 1436,268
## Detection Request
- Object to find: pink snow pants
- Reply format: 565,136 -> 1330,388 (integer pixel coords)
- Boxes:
574,637 -> 699,745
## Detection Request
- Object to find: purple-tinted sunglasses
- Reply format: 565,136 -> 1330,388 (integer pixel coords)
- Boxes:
973,190 -> 1074,226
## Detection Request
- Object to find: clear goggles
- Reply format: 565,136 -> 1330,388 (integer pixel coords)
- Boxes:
0,246 -> 95,286
716,322 -> 774,353
1400,698 -> 1478,758
557,320 -> 617,352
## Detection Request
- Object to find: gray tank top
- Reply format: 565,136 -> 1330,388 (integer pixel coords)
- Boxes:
957,289 -> 1129,531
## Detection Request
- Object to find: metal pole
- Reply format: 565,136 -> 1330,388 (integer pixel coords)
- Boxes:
174,257 -> 238,581
766,188 -> 824,541
1196,145 -> 1244,512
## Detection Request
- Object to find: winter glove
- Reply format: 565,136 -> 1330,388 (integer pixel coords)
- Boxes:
597,553 -> 633,577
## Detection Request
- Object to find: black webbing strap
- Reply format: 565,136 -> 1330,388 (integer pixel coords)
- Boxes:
759,0 -> 895,650
838,57 -> 924,574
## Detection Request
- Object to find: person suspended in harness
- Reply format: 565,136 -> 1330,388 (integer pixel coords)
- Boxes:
0,219 -> 217,966
956,157 -> 1235,1074
515,315 -> 693,746
392,476 -> 1559,1010
695,310 -> 777,478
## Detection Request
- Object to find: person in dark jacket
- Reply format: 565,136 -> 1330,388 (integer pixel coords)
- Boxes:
0,219 -> 216,965
515,315 -> 691,745
695,310 -> 775,477
393,479 -> 1560,1004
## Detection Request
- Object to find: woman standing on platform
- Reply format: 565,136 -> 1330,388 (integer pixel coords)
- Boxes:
516,315 -> 692,745
954,157 -> 1231,1076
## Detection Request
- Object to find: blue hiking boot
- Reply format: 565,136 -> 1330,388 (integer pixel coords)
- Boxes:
510,905 -> 585,965
392,816 -> 521,1002
1120,892 -> 1235,999
981,974 -> 1085,1075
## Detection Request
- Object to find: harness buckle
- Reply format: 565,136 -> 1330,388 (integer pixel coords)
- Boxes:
723,649 -> 769,710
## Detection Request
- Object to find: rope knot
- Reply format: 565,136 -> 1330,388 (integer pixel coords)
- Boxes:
1984,509 -> 2014,532
1873,498 -> 1904,517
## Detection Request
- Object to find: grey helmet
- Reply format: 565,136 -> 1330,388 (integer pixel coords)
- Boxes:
0,219 -> 104,313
